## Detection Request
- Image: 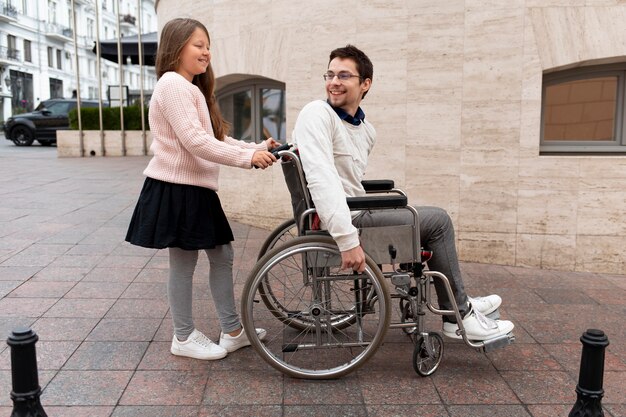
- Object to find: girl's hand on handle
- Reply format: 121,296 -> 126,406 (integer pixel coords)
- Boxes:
265,137 -> 281,150
252,150 -> 277,169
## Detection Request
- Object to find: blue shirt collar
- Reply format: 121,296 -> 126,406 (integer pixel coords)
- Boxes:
326,100 -> 365,126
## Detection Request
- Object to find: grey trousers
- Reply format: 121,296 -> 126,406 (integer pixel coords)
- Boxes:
354,205 -> 469,318
168,244 -> 240,340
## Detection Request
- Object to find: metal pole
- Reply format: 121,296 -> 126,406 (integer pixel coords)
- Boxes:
7,327 -> 48,417
95,0 -> 105,156
569,329 -> 610,417
137,0 -> 146,155
115,0 -> 125,155
70,0 -> 84,157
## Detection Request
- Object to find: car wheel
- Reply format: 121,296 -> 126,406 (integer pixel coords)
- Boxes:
10,126 -> 35,146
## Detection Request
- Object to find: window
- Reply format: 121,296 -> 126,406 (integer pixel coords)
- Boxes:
44,100 -> 72,115
7,35 -> 18,59
47,47 -> 53,67
10,70 -> 34,113
87,18 -> 94,39
541,63 -> 626,153
48,1 -> 56,23
217,79 -> 286,143
49,78 -> 63,98
56,49 -> 62,70
23,39 -> 31,62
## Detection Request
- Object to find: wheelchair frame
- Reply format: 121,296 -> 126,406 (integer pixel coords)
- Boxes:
241,148 -> 514,379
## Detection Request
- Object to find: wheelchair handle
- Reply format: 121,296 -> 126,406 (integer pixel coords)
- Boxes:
254,142 -> 293,169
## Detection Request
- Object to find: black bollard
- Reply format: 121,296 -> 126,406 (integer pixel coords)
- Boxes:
568,329 -> 610,417
6,327 -> 48,417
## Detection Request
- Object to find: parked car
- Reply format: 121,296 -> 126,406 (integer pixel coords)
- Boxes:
3,98 -> 100,146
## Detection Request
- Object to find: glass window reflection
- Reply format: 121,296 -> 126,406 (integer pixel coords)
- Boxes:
219,89 -> 253,142
217,78 -> 286,143
260,88 -> 286,140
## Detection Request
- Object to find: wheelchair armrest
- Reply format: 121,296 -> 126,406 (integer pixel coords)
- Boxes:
361,179 -> 395,192
346,195 -> 407,210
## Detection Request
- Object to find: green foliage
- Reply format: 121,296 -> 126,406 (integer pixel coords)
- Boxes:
69,105 -> 150,130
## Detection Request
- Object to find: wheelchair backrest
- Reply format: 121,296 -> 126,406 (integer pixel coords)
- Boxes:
280,150 -> 314,234
279,149 -> 419,265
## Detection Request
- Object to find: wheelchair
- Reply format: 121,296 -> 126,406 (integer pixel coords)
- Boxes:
240,145 -> 515,379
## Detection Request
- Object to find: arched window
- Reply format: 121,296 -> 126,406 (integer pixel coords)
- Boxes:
541,63 -> 626,153
217,77 -> 286,143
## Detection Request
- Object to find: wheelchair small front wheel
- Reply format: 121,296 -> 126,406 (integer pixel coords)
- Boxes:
412,332 -> 444,377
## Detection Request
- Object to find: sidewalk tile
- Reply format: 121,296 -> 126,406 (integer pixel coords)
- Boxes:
501,370 -> 576,404
32,317 -> 99,341
42,370 -> 133,406
202,370 -> 283,405
433,369 -> 519,405
43,298 -> 115,318
63,341 -> 149,370
86,318 -> 161,341
120,370 -> 209,405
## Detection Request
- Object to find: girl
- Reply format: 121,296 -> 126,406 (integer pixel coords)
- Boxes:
126,18 -> 276,360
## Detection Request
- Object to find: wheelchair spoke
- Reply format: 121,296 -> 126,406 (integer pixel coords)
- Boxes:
242,236 -> 390,379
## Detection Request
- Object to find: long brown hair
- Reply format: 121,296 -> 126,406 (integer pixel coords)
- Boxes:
155,18 -> 230,140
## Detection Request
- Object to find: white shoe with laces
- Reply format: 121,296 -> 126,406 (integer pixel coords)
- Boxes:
442,308 -> 514,341
170,329 -> 227,360
468,295 -> 502,316
219,326 -> 267,353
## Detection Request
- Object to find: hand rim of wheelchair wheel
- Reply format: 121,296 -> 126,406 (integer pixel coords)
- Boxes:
413,332 -> 444,377
241,235 -> 391,379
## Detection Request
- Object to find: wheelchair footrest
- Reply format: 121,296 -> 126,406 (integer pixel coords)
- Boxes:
481,333 -> 515,353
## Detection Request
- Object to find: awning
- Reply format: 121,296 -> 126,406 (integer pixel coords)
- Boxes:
92,32 -> 158,66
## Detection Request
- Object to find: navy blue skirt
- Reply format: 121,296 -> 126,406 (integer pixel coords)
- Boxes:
125,177 -> 234,250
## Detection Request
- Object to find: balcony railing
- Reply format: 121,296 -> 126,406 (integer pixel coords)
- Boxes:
120,14 -> 136,25
0,46 -> 21,61
45,23 -> 73,41
0,1 -> 18,19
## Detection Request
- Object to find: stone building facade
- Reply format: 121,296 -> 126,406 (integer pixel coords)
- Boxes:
154,0 -> 626,274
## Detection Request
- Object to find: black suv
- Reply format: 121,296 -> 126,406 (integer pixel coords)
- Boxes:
3,98 -> 99,146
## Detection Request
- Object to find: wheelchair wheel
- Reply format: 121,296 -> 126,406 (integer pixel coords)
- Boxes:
241,235 -> 390,379
258,219 -> 297,259
258,228 -> 357,332
412,332 -> 444,377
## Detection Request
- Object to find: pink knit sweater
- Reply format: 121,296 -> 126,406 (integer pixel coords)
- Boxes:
143,71 -> 267,191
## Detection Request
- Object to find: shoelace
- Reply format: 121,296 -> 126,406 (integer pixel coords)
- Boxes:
191,332 -> 215,348
473,309 -> 498,330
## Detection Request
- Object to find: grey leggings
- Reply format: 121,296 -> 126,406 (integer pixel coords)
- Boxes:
168,244 -> 240,340
354,205 -> 469,319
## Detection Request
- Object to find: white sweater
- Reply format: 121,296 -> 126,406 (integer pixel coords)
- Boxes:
144,71 -> 267,191
292,100 -> 376,251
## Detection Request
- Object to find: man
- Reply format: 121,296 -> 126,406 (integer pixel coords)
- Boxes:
292,45 -> 514,342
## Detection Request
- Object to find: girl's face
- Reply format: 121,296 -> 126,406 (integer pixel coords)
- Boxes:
176,27 -> 211,82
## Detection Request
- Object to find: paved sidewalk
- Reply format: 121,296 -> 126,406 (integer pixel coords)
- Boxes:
0,140 -> 624,417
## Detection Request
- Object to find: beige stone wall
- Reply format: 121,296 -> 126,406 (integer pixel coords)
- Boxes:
156,0 -> 626,274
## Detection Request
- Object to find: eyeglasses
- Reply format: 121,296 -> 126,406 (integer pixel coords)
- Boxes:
323,72 -> 362,81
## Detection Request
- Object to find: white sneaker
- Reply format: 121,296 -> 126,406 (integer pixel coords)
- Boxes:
219,326 -> 267,353
443,309 -> 514,341
468,295 -> 502,316
170,329 -> 227,360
